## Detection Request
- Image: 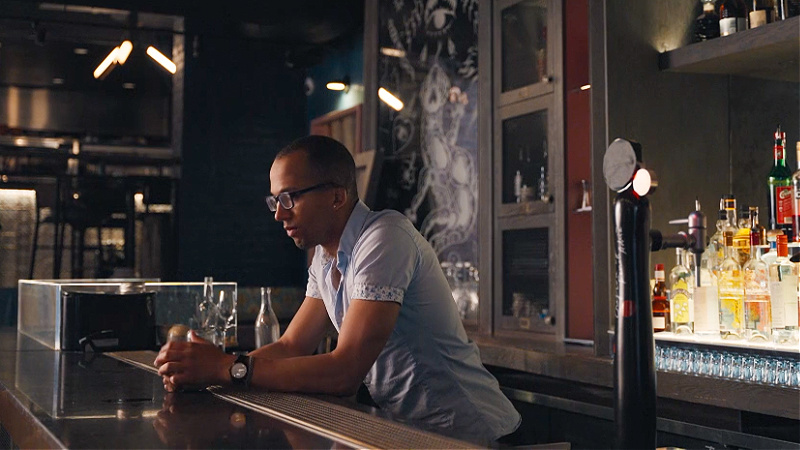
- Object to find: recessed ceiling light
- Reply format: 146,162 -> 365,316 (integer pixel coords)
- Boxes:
74,47 -> 88,55
52,78 -> 64,85
122,82 -> 135,89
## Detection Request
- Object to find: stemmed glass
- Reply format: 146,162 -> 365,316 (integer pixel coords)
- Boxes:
218,290 -> 237,351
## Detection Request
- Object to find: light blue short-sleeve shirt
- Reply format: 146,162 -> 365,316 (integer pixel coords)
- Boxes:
306,201 -> 521,443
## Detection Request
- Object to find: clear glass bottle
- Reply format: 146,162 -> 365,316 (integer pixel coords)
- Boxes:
652,264 -> 669,333
670,248 -> 694,334
743,231 -> 772,341
255,287 -> 280,348
718,231 -> 745,339
706,200 -> 728,274
695,248 -> 720,337
768,235 -> 800,344
733,205 -> 752,266
196,276 -> 221,346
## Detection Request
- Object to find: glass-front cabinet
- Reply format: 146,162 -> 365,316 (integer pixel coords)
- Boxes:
492,0 -> 563,338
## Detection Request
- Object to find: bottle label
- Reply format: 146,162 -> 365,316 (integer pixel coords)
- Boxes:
693,286 -> 720,333
776,186 -> 793,225
652,316 -> 666,330
775,146 -> 785,160
720,17 -> 737,35
670,278 -> 692,323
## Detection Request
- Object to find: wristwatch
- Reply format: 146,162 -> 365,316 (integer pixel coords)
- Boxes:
229,355 -> 252,387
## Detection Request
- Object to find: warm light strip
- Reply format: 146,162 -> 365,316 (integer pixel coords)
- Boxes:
380,47 -> 406,58
146,46 -> 176,74
378,87 -> 403,111
580,84 -> 591,91
117,40 -> 133,64
93,47 -> 119,79
326,81 -> 347,91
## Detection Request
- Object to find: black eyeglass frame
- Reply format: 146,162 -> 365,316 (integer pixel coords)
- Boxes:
266,182 -> 337,212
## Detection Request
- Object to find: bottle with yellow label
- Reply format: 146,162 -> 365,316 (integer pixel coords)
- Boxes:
718,231 -> 745,339
670,248 -> 694,334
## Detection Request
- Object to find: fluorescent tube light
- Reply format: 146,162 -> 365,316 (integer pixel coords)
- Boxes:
326,81 -> 347,91
93,47 -> 119,79
378,87 -> 403,111
146,46 -> 176,74
117,40 -> 133,64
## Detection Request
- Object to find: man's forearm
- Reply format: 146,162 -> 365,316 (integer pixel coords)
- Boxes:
248,351 -> 362,396
247,338 -> 310,360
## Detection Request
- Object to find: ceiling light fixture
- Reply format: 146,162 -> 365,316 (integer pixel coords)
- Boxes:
116,40 -> 133,65
93,46 -> 119,79
146,46 -> 176,74
326,75 -> 350,92
378,87 -> 403,111
74,47 -> 88,55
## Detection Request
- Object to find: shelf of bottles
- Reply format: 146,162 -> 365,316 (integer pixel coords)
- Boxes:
659,0 -> 800,82
650,129 -> 799,388
497,227 -> 554,333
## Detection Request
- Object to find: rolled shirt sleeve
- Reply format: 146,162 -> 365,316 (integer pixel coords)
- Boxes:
350,222 -> 419,305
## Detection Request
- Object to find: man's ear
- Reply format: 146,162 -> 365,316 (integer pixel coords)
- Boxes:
333,186 -> 348,210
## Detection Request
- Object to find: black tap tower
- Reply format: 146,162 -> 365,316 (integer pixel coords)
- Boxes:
604,138 -> 656,449
603,139 -> 707,449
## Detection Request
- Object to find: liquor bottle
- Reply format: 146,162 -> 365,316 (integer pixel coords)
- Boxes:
768,235 -> 800,344
704,199 -> 728,275
652,264 -> 670,332
791,142 -> 800,242
669,249 -> 694,334
743,231 -> 772,341
750,206 -> 767,246
722,194 -> 738,236
762,233 -> 780,266
768,125 -> 793,236
720,0 -> 748,35
255,287 -> 280,348
733,206 -> 752,266
749,0 -> 773,27
695,248 -> 721,337
695,0 -> 721,41
718,231 -> 745,339
195,276 -> 221,346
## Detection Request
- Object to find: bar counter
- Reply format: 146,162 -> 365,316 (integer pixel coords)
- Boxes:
0,329 -> 475,449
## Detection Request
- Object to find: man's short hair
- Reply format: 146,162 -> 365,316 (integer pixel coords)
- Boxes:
276,135 -> 358,202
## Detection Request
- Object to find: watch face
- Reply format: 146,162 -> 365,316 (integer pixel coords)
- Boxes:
231,362 -> 247,379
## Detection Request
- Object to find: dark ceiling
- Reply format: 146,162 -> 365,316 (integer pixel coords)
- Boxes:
0,0 -> 365,93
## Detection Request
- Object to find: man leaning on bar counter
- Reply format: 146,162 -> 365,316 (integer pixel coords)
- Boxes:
155,135 -> 521,444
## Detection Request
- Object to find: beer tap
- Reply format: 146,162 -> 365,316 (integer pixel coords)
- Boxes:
603,138 -> 657,450
654,200 -> 707,287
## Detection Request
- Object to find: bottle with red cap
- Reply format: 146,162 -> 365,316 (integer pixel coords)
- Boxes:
768,234 -> 800,344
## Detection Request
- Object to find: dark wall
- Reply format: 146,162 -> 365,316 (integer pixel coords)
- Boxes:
306,31 -> 364,122
176,22 -> 309,287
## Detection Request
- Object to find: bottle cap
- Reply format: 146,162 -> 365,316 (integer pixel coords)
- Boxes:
655,263 -> 664,270
777,234 -> 789,256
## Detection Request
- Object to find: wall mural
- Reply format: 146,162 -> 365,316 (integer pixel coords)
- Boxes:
376,0 -> 479,319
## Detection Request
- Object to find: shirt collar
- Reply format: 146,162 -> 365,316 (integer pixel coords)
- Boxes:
318,200 -> 370,266
338,200 -> 370,258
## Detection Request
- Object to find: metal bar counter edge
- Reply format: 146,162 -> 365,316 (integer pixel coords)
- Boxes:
0,329 -> 478,449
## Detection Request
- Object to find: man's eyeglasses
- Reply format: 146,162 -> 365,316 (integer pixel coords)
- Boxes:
266,182 -> 337,212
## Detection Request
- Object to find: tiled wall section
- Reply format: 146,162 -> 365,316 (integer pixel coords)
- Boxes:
176,18 -> 310,288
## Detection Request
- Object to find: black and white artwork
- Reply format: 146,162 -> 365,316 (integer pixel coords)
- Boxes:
376,0 -> 479,270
